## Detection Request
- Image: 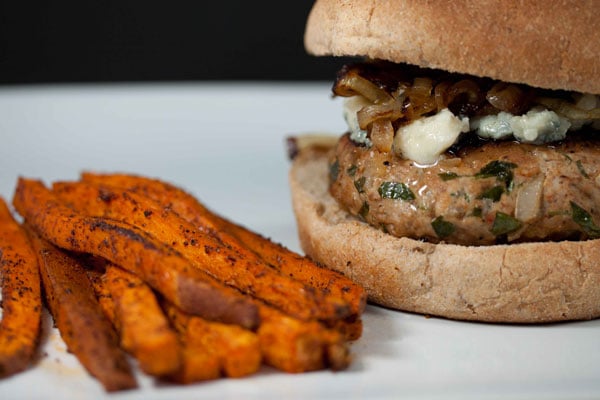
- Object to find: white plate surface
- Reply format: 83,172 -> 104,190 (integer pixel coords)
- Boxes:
0,83 -> 599,400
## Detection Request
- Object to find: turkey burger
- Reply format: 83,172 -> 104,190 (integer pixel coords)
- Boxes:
289,0 -> 600,322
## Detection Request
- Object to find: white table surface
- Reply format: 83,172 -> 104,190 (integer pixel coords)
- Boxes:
0,82 -> 599,400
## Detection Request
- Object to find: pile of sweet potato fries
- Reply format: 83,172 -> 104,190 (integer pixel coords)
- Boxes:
0,173 -> 366,391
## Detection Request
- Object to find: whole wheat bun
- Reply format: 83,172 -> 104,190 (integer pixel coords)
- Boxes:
305,0 -> 600,94
289,144 -> 600,323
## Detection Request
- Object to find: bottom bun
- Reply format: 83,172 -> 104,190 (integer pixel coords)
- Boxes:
289,145 -> 600,323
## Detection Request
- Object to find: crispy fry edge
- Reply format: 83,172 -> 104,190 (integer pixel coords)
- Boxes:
0,197 -> 42,378
25,227 -> 137,392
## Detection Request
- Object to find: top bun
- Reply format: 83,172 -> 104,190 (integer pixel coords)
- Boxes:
305,0 -> 600,94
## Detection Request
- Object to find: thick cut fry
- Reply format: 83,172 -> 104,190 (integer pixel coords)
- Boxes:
172,341 -> 221,383
256,304 -> 350,373
166,292 -> 350,374
211,223 -> 365,338
80,172 -> 366,320
73,173 -> 355,371
165,304 -> 261,382
53,180 -> 351,323
328,316 -> 363,342
86,266 -> 117,325
13,178 -> 259,330
88,264 -> 182,377
215,219 -> 366,315
25,228 -> 137,392
0,198 -> 42,378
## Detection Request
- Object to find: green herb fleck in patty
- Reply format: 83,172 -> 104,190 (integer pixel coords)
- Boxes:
378,181 -> 415,201
570,201 -> 600,239
431,216 -> 456,239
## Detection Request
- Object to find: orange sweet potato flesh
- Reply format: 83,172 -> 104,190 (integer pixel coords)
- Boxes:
165,295 -> 349,374
55,178 -> 351,372
0,198 -> 42,378
256,303 -> 350,372
78,173 -> 365,319
212,217 -> 366,316
53,180 -> 352,324
25,227 -> 137,392
88,263 -> 182,377
165,303 -> 261,382
12,178 -> 259,330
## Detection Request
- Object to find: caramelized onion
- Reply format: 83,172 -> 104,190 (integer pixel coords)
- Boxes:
434,81 -> 451,112
357,100 -> 404,129
409,77 -> 434,99
334,61 -> 600,140
370,119 -> 395,153
333,70 -> 393,104
405,77 -> 437,119
536,97 -> 600,120
446,79 -> 483,109
486,83 -> 530,114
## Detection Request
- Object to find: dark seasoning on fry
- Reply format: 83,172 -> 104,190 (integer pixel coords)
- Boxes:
0,172 -> 366,391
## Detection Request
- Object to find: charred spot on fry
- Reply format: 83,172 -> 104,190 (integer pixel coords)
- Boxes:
98,188 -> 116,203
88,220 -> 159,251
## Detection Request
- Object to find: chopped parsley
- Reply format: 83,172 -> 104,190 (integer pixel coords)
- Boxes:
329,159 -> 340,182
570,201 -> 600,239
354,177 -> 367,193
358,201 -> 370,221
475,160 -> 517,190
378,181 -> 415,201
451,190 -> 470,202
431,216 -> 455,239
438,172 -> 460,181
347,164 -> 358,177
491,212 -> 522,236
576,160 -> 590,179
559,152 -> 573,163
477,186 -> 504,202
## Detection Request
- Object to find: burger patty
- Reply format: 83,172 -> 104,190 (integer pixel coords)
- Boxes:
329,133 -> 600,245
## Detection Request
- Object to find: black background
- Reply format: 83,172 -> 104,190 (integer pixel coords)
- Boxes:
0,2 -> 351,84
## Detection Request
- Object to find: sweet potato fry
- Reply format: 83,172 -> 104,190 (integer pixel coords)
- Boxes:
72,173 -> 356,370
86,264 -> 117,326
88,263 -> 182,377
53,180 -> 351,323
332,317 -> 363,342
13,178 -> 259,330
165,303 -> 261,382
257,304 -> 350,372
171,340 -> 221,383
79,172 -> 366,320
211,220 -> 367,327
165,294 -> 349,374
25,227 -> 137,392
0,198 -> 42,378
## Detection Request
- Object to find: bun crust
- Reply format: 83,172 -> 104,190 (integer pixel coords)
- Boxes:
289,145 -> 600,323
305,0 -> 600,94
